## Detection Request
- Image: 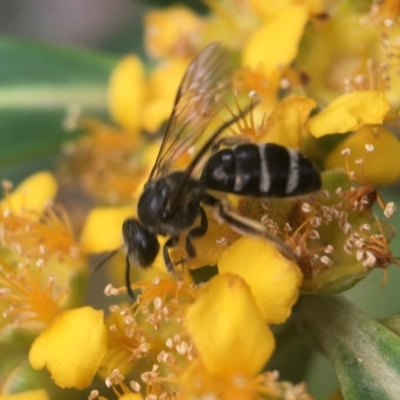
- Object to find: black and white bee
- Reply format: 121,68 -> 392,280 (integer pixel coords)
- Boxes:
107,42 -> 321,297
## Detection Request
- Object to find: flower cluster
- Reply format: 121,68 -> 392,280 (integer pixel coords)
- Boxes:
1,0 -> 400,399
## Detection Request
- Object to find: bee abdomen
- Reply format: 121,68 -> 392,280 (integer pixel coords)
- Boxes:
201,143 -> 321,197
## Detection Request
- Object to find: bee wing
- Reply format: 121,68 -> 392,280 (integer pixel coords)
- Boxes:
148,42 -> 232,181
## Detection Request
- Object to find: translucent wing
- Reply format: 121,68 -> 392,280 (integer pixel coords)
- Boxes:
148,42 -> 232,181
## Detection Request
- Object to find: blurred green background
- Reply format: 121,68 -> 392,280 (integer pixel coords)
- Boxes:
0,0 -> 146,184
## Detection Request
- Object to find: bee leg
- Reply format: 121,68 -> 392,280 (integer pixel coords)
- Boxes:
163,235 -> 180,273
185,207 -> 208,258
202,193 -> 219,206
213,199 -> 300,263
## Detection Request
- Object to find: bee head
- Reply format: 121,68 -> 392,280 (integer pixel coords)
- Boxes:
122,218 -> 160,267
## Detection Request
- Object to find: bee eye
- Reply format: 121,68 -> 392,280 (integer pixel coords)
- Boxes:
122,219 -> 140,241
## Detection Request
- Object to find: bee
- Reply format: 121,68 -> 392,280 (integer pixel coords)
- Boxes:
105,42 -> 321,298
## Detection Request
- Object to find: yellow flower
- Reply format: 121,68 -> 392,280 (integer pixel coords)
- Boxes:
308,91 -> 390,137
0,257 -> 64,328
201,0 -> 257,49
88,369 -> 143,400
80,206 -> 134,253
0,172 -> 86,330
218,237 -> 302,324
296,3 -> 382,103
108,34 -> 195,137
0,171 -> 57,215
142,58 -> 190,133
185,273 -> 275,378
64,52 -> 190,206
29,307 -> 107,389
181,273 -> 312,398
234,5 -> 312,113
98,307 -> 145,378
242,4 -> 309,77
108,55 -> 145,133
325,126 -> 400,185
145,6 -> 204,58
255,95 -> 316,148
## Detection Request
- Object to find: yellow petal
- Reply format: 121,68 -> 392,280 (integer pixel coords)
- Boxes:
29,307 -> 107,389
147,58 -> 189,100
248,0 -> 290,17
0,171 -> 57,215
326,126 -> 400,185
143,58 -> 189,133
0,390 -> 49,400
180,358 -> 254,398
80,206 -> 133,253
108,55 -> 145,132
248,0 -> 324,18
142,99 -> 176,134
261,95 -> 316,147
242,5 -> 308,76
295,11 -> 380,104
145,6 -> 203,58
218,237 -> 302,324
309,91 -> 390,137
185,273 -> 275,377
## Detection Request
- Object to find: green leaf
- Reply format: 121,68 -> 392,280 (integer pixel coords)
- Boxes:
296,295 -> 400,399
136,0 -> 208,13
0,37 -> 118,179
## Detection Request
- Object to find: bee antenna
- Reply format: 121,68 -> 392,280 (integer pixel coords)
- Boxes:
90,248 -> 121,273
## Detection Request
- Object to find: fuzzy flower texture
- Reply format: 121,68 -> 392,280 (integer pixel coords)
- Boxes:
2,0 -> 400,399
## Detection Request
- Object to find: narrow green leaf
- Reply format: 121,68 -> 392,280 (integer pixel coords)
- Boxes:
0,37 -> 118,174
136,0 -> 208,12
296,295 -> 400,399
